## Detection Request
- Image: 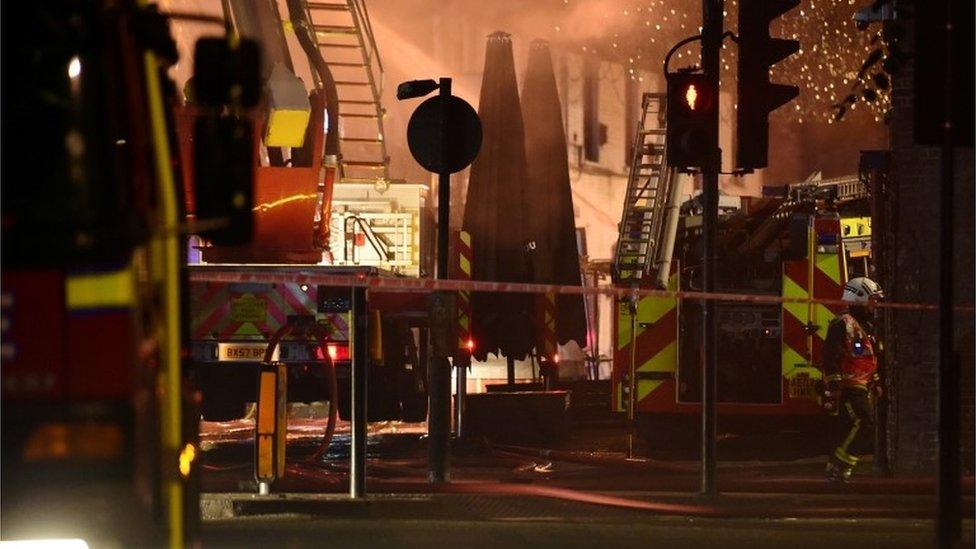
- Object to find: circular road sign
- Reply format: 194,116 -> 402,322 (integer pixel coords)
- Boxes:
407,95 -> 482,174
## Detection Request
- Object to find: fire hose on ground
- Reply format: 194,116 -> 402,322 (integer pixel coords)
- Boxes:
261,320 -> 340,466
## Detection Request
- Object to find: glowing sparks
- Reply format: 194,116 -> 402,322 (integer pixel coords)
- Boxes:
555,0 -> 889,125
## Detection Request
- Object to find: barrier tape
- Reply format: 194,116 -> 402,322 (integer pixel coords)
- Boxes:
188,269 -> 975,313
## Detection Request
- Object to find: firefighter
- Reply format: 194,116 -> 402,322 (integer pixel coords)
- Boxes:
821,276 -> 884,482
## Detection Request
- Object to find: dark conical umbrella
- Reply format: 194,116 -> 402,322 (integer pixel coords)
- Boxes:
462,31 -> 534,361
521,39 -> 587,347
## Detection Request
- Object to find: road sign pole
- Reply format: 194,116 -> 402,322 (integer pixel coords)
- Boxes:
428,77 -> 453,483
700,0 -> 722,498
398,75 -> 481,485
437,79 -> 452,280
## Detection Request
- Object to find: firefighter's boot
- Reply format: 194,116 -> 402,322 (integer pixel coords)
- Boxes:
825,457 -> 853,483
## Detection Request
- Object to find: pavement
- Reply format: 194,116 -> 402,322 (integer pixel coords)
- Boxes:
196,420 -> 976,548
199,492 -> 975,549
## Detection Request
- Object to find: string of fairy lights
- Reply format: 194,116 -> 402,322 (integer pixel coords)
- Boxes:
549,0 -> 890,124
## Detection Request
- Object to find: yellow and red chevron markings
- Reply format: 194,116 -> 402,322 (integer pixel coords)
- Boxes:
781,218 -> 845,395
612,273 -> 679,413
190,283 -> 348,341
453,230 -> 473,362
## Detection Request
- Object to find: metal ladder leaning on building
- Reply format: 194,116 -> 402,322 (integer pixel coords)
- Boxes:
613,92 -> 681,287
304,0 -> 423,273
306,0 -> 389,183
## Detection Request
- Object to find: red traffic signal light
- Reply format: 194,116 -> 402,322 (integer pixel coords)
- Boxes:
685,84 -> 699,111
666,72 -> 717,170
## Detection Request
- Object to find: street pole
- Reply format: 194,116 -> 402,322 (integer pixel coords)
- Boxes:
428,77 -> 453,483
937,1 -> 959,544
454,356 -> 466,438
700,0 -> 722,497
350,285 -> 367,498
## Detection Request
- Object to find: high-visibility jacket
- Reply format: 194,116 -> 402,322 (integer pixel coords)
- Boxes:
822,311 -> 878,388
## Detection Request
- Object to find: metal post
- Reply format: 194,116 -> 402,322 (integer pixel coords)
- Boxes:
436,79 -> 451,280
454,362 -> 466,437
627,295 -> 639,458
350,285 -> 367,498
937,2 -> 959,541
428,77 -> 453,483
700,0 -> 722,497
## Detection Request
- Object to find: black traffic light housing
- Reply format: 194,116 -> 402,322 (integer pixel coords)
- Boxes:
666,72 -> 718,171
191,37 -> 261,246
736,0 -> 800,170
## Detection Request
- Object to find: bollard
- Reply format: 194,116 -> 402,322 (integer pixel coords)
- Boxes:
255,362 -> 287,493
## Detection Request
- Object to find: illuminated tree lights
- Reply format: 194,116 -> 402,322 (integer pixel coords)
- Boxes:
551,0 -> 889,124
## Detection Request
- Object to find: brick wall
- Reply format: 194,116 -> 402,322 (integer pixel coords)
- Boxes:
885,22 -> 975,474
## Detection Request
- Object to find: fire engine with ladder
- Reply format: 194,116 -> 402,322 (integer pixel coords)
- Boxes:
611,92 -> 876,425
180,1 -> 434,424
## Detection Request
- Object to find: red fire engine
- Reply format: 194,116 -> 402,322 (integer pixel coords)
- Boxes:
612,176 -> 874,421
176,0 -> 433,424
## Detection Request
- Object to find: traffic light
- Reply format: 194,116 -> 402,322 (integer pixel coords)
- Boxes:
666,72 -> 718,170
736,0 -> 800,170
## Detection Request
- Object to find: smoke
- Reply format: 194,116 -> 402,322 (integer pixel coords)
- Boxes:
161,0 -> 887,189
369,0 -> 885,189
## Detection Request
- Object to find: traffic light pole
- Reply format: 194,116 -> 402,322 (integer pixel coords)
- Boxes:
700,0 -> 722,497
937,2 -> 960,544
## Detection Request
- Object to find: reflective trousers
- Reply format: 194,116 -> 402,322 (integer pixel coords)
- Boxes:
832,386 -> 876,466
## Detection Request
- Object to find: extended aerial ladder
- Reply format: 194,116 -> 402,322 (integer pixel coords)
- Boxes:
613,93 -> 682,287
305,0 -> 389,183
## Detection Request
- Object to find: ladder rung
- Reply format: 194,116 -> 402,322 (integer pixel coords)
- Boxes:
338,100 -> 378,105
334,81 -> 371,86
340,112 -> 379,118
314,24 -> 359,34
341,137 -> 384,143
307,2 -> 351,10
343,160 -> 388,168
319,43 -> 361,49
640,129 -> 666,135
327,61 -> 368,67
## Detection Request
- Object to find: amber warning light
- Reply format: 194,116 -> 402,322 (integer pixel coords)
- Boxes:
685,84 -> 698,111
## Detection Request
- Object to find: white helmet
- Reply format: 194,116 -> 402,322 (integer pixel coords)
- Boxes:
842,277 -> 884,303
